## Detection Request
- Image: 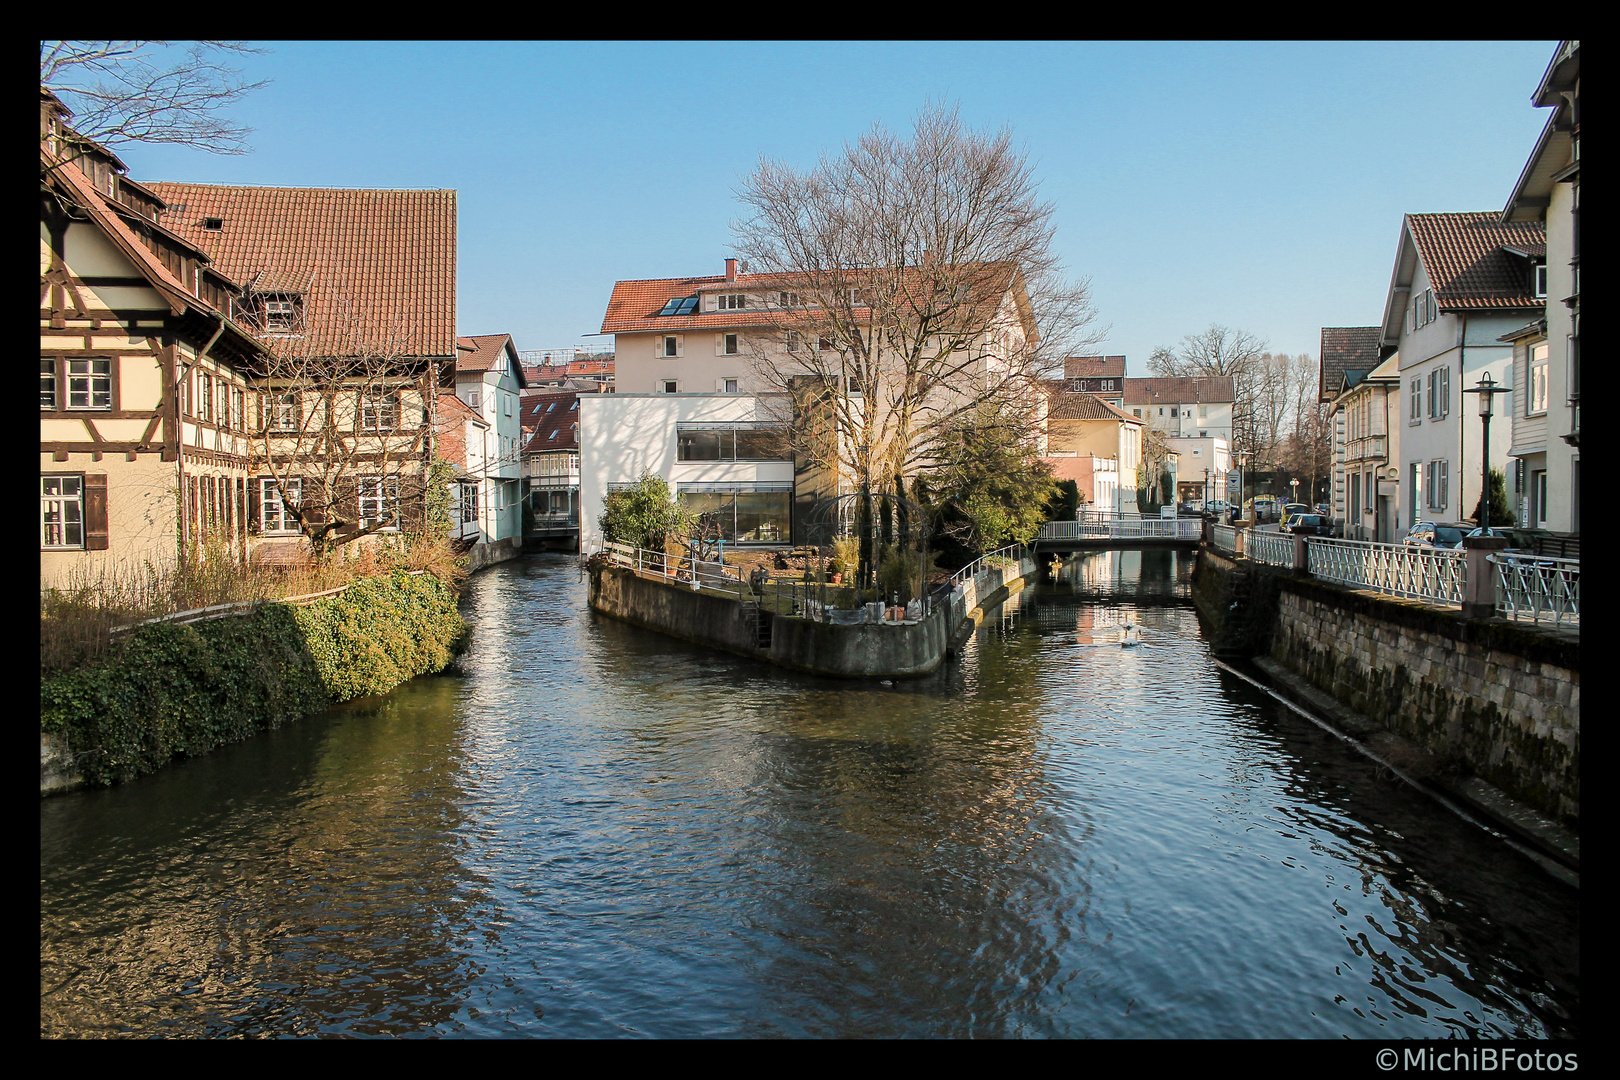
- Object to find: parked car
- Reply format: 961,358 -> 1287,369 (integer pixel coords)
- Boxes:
1245,496 -> 1281,522
1282,513 -> 1335,537
1203,500 -> 1233,520
1402,521 -> 1469,550
1465,527 -> 1558,568
1314,503 -> 1331,517
1178,499 -> 1205,515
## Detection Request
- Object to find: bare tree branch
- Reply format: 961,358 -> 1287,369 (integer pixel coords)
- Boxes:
41,41 -> 268,156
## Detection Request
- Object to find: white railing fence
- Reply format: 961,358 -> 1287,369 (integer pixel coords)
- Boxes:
1244,528 -> 1294,569
1492,554 -> 1580,627
1306,537 -> 1468,606
1038,518 -> 1202,541
1211,524 -> 1238,553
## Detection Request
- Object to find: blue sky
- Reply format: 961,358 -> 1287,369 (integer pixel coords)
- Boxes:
114,41 -> 1559,370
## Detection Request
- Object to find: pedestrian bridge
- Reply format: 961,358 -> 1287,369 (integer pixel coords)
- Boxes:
1034,516 -> 1203,552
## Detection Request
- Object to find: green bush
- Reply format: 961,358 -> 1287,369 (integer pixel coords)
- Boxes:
40,571 -> 468,787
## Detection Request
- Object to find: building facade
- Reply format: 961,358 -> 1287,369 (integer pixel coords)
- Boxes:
1380,213 -> 1543,529
1501,40 -> 1579,533
453,334 -> 527,551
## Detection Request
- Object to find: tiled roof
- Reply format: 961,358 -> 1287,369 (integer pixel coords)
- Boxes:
455,333 -> 527,387
1043,383 -> 1143,423
1318,327 -> 1383,402
147,182 -> 457,359
600,261 -> 1020,335
1406,213 -> 1545,310
521,391 -> 581,453
1063,355 -> 1127,380
1121,377 -> 1235,404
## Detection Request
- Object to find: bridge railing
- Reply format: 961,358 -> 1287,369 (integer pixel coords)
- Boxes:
1210,524 -> 1238,553
1305,537 -> 1468,606
1491,553 -> 1580,627
1038,518 -> 1202,541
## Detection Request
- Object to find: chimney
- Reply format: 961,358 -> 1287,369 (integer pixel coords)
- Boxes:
725,258 -> 738,281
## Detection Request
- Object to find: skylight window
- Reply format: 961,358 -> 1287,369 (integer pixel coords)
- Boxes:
657,296 -> 699,316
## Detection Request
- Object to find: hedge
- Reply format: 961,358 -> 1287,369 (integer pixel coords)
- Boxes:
40,571 -> 469,787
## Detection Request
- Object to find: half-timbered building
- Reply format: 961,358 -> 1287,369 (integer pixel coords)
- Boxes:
40,90 -> 271,590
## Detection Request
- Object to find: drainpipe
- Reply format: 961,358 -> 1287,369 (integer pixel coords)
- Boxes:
1457,313 -> 1467,523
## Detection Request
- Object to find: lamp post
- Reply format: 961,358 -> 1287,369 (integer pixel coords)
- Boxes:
1232,448 -> 1250,524
1463,372 -> 1510,531
1289,477 -> 1299,507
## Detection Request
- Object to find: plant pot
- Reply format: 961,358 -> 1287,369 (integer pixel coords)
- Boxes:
830,573 -> 842,584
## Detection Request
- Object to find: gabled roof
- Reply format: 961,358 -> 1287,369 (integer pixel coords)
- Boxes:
147,182 -> 457,359
1380,213 -> 1546,346
41,148 -> 266,363
1318,327 -> 1382,402
455,333 -> 528,388
1064,355 -> 1127,380
600,260 -> 1025,337
1121,376 -> 1236,404
521,391 -> 581,453
1042,383 -> 1144,424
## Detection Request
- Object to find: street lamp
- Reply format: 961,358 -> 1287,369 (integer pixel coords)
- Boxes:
1232,448 -> 1251,523
1289,477 -> 1299,507
1463,372 -> 1511,531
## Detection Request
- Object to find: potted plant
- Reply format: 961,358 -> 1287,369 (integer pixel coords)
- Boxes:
827,556 -> 845,584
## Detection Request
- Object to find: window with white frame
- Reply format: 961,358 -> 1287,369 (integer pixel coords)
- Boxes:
1411,288 -> 1436,331
1440,366 -> 1449,416
722,378 -> 740,393
504,395 -> 513,417
777,292 -> 800,308
360,388 -> 400,430
785,329 -> 803,352
457,480 -> 478,524
467,390 -> 480,410
1533,262 -> 1547,298
267,391 -> 300,431
1410,378 -> 1421,423
658,335 -> 682,358
41,475 -> 84,548
722,333 -> 740,355
67,358 -> 111,410
259,477 -> 301,534
357,476 -> 400,530
1529,342 -> 1549,415
659,379 -> 678,394
717,294 -> 747,310
41,359 -> 56,409
1424,459 -> 1449,511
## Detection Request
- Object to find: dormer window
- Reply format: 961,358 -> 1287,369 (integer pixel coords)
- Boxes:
264,298 -> 299,332
718,293 -> 747,310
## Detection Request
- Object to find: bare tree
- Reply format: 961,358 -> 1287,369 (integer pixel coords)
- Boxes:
731,102 -> 1105,564
1147,324 -> 1268,455
247,288 -> 443,559
40,41 -> 267,156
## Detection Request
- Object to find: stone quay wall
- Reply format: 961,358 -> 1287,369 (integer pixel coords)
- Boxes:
589,552 -> 1035,679
1193,550 -> 1579,826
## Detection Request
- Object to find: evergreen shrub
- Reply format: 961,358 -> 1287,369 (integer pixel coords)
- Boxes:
40,571 -> 468,787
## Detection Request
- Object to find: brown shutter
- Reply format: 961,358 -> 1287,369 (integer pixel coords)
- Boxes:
248,476 -> 261,535
84,473 -> 109,550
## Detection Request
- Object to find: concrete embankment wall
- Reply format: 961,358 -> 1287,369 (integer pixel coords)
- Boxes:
466,536 -> 524,574
1192,549 -> 1579,827
589,552 -> 1034,679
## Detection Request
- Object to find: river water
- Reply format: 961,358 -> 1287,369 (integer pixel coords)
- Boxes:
40,551 -> 1579,1039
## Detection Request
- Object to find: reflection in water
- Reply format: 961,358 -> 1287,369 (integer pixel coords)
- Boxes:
41,556 -> 1578,1038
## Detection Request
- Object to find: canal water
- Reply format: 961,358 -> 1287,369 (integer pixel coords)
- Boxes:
40,551 -> 1579,1039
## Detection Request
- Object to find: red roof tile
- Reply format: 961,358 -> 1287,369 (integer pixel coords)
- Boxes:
1318,327 -> 1383,401
1043,383 -> 1143,423
1405,213 -> 1546,310
147,182 -> 457,359
521,391 -> 581,453
1121,377 -> 1235,404
1063,355 -> 1127,380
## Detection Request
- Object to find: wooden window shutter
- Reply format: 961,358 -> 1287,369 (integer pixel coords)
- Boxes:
716,334 -> 725,356
84,473 -> 109,550
248,477 -> 261,535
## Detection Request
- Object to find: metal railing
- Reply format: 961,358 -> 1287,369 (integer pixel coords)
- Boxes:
1038,518 -> 1202,541
948,543 -> 1026,595
1306,537 -> 1468,606
599,541 -> 748,598
1492,553 -> 1580,627
1210,524 -> 1238,553
1245,528 -> 1294,568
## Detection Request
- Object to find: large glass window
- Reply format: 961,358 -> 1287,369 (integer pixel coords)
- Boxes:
676,427 -> 787,462
360,389 -> 400,431
41,475 -> 83,548
677,487 -> 791,545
